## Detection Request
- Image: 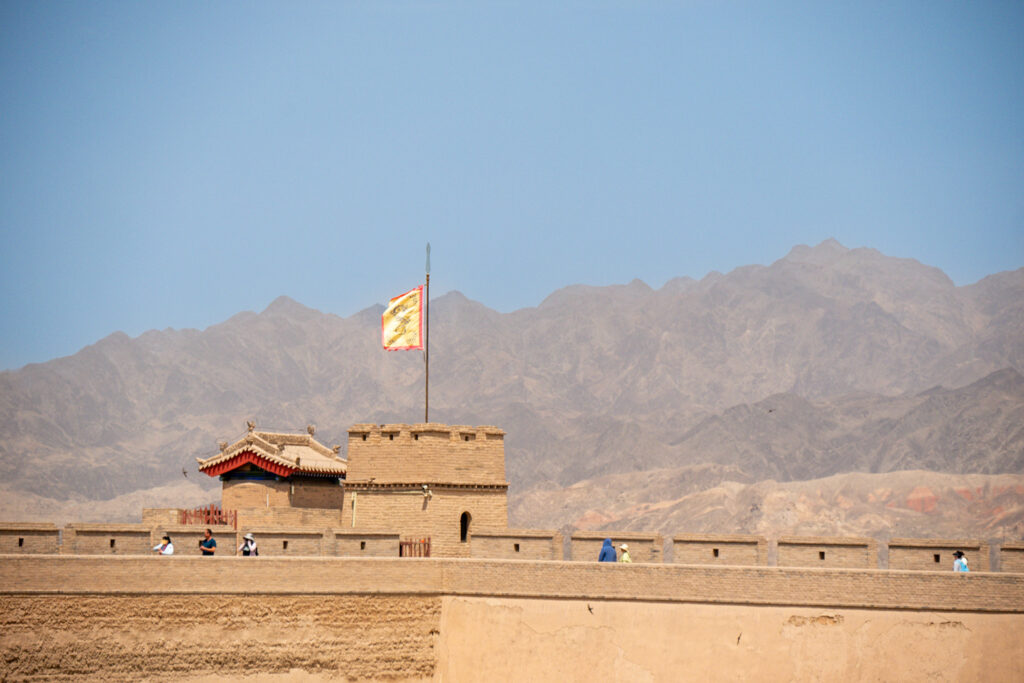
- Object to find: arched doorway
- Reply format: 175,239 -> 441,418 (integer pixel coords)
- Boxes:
460,511 -> 471,542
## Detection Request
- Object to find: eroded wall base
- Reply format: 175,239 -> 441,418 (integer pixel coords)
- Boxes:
0,595 -> 440,682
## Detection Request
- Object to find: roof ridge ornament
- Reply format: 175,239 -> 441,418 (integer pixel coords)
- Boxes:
247,420 -> 256,433
307,424 -> 316,436
218,441 -> 228,452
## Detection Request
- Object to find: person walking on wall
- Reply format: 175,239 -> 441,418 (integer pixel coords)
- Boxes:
598,538 -> 617,562
953,550 -> 969,572
152,535 -> 174,555
199,528 -> 217,556
238,533 -> 258,557
618,543 -> 632,563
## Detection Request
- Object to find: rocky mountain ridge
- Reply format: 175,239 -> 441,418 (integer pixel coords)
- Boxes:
1,240 -> 1021,538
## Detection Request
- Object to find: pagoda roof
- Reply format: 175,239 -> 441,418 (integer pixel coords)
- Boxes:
197,429 -> 347,478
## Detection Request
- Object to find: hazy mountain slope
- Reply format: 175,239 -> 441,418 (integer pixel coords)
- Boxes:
512,468 -> 1024,543
0,240 -> 1021,520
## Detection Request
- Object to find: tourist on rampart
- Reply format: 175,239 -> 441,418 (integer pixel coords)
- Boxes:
238,533 -> 258,557
152,535 -> 174,555
618,543 -> 632,563
598,538 -> 617,562
953,550 -> 969,572
199,528 -> 217,556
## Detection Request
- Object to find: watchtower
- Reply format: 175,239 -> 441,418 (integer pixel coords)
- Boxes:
342,423 -> 509,557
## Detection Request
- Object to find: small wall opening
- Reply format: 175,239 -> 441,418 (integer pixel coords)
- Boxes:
414,434 -> 419,440
283,540 -> 289,550
18,537 -> 24,547
819,551 -> 826,560
514,543 -> 520,553
360,541 -> 366,550
109,539 -> 116,548
934,554 -> 941,563
460,512 -> 471,543
713,548 -> 719,558
362,434 -> 367,441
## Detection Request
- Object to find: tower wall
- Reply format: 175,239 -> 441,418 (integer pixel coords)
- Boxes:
346,423 -> 506,484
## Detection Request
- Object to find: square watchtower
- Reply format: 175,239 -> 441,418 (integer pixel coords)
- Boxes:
342,423 -> 509,557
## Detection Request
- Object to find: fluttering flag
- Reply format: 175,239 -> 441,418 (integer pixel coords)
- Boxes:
382,285 -> 424,351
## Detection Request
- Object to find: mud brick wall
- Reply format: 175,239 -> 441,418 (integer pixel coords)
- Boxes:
245,528 -> 325,556
342,487 -> 507,558
290,478 -> 345,508
0,524 -> 59,555
141,508 -> 181,527
236,506 -> 342,529
570,531 -> 663,563
777,536 -> 877,569
222,478 -> 290,510
3,556 -> 1023,612
672,534 -> 765,566
889,538 -> 990,572
346,423 -> 506,484
62,524 -> 155,555
332,531 -> 401,557
1001,543 -> 1024,574
471,529 -> 563,560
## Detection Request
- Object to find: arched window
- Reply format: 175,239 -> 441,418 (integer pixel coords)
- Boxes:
460,511 -> 471,542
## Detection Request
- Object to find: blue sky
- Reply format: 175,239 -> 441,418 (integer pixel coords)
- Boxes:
1,1 -> 1022,370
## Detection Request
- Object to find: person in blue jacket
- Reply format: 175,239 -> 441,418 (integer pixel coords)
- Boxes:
598,538 -> 617,562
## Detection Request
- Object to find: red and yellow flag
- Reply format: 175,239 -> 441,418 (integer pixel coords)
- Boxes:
382,285 -> 424,351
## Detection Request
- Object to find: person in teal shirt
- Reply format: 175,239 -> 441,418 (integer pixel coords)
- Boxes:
200,528 -> 217,556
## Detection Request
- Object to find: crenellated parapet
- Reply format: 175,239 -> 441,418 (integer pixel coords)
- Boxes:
346,423 -> 507,485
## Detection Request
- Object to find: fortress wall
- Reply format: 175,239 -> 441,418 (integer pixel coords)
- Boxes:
571,531 -> 663,563
3,556 -> 1021,612
290,478 -> 346,508
244,528 -> 325,556
343,487 -> 508,557
471,528 -> 563,560
222,478 -> 290,510
777,536 -> 877,569
237,505 -> 342,529
2,556 -> 1023,682
1001,543 -> 1024,574
0,524 -> 59,555
141,508 -> 180,527
62,524 -> 156,555
346,423 -> 506,484
672,534 -> 766,566
889,538 -> 991,572
333,530 -> 401,557
437,598 -> 1024,682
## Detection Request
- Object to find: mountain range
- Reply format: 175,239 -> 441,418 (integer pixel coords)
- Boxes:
1,239 -> 1022,539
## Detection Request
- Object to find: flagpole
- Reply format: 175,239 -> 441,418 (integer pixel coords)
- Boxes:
425,243 -> 430,423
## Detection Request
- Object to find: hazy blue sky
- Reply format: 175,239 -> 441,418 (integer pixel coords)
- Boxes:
1,1 -> 1022,370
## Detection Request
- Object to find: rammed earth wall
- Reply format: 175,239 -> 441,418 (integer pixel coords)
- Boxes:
1,556 -> 1023,682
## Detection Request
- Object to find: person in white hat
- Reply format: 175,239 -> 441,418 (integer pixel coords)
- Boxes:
238,533 -> 259,557
618,543 -> 632,563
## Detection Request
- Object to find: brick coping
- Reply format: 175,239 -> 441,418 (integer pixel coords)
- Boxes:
2,556 -> 1021,613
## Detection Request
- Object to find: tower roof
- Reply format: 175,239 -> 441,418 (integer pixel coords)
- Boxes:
197,429 -> 347,478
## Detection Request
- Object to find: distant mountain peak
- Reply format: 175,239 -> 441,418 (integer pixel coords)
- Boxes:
262,295 -> 319,317
782,238 -> 849,265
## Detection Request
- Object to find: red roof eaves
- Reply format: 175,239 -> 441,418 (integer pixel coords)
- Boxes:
200,450 -> 296,478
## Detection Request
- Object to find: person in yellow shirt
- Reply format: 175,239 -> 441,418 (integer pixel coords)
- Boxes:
618,543 -> 632,563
